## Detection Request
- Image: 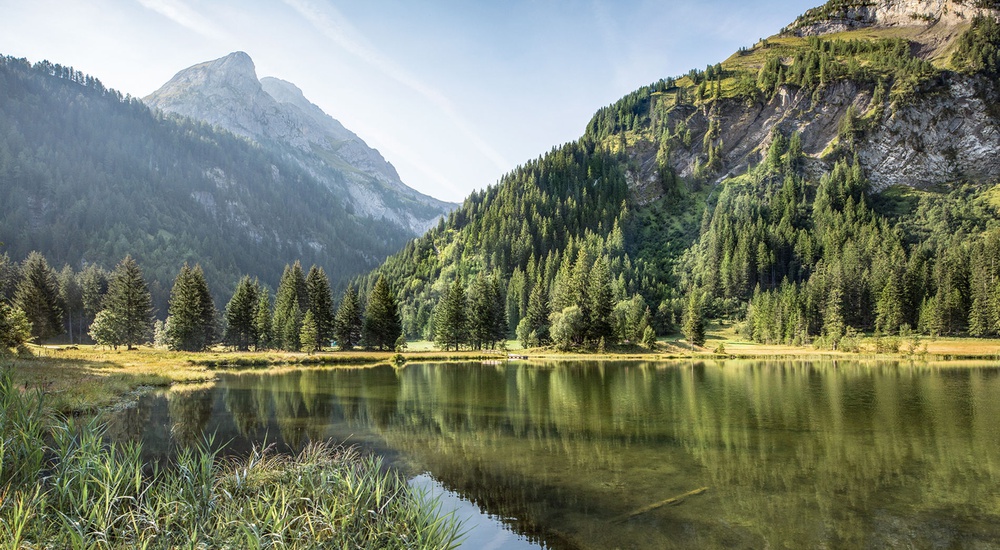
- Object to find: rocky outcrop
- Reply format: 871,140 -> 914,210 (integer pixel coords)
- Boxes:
625,74 -> 1000,202
792,0 -> 999,36
144,52 -> 456,235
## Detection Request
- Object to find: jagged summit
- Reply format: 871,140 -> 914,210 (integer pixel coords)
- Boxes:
790,0 -> 1000,36
144,52 -> 455,234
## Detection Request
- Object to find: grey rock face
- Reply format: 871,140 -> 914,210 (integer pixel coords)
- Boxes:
144,52 -> 455,235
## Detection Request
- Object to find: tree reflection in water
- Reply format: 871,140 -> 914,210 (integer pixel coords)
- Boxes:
123,361 -> 1000,549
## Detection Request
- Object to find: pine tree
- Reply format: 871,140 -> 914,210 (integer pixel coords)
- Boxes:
682,292 -> 705,349
875,277 -> 904,335
587,256 -> 615,343
166,264 -> 215,351
305,266 -> 335,348
0,252 -> 19,302
334,285 -> 362,351
79,264 -> 107,335
272,263 -> 307,351
103,255 -> 153,350
224,276 -> 259,350
435,278 -> 468,351
254,287 -> 273,350
524,281 -> 550,343
14,252 -> 62,343
362,276 -> 401,351
300,309 -> 319,354
58,265 -> 82,344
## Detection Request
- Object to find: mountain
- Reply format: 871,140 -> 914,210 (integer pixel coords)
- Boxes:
0,55 -> 414,312
362,0 -> 1000,346
144,52 -> 455,235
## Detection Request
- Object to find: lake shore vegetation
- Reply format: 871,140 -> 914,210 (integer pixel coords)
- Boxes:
0,370 -> 465,549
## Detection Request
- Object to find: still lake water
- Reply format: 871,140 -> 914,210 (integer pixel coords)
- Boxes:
108,360 -> 1000,549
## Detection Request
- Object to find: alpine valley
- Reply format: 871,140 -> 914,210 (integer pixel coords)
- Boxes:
359,0 -> 1000,349
0,51 -> 455,312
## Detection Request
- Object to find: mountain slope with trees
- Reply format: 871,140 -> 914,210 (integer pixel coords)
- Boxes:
0,55 -> 411,312
359,0 -> 1000,350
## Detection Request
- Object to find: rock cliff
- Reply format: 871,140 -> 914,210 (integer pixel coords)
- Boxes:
144,52 -> 456,235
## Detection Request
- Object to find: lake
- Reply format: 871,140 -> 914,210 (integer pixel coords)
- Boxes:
107,360 -> 1000,549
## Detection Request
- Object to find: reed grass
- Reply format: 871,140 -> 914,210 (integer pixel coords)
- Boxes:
0,368 -> 464,549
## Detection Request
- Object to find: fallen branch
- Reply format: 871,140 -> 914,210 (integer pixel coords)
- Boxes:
612,486 -> 709,523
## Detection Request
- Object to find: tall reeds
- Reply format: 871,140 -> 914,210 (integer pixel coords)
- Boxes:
0,369 -> 464,549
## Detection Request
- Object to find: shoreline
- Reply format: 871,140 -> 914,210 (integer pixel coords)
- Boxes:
7,335 -> 1000,415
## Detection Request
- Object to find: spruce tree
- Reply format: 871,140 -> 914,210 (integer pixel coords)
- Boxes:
166,264 -> 215,351
525,281 -> 550,343
333,285 -> 362,350
14,252 -> 62,343
225,276 -> 259,350
587,256 -> 615,343
875,277 -> 904,336
300,309 -> 319,354
682,292 -> 705,349
58,265 -> 82,344
79,264 -> 107,334
467,274 -> 491,350
254,287 -> 273,350
362,275 -> 401,351
272,263 -> 307,351
436,278 -> 468,351
104,255 -> 153,350
305,266 -> 335,348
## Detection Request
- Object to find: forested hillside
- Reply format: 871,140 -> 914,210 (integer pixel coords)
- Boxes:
0,55 -> 410,311
361,4 -> 1000,350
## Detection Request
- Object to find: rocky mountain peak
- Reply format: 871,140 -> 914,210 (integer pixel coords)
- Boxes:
790,0 -> 1000,36
143,52 -> 455,235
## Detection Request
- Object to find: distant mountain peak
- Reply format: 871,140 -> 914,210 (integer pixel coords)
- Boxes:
144,52 -> 455,234
789,0 -> 1000,36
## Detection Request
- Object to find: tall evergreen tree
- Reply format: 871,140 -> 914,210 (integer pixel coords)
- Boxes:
104,255 -> 153,350
166,264 -> 215,351
300,309 -> 319,355
436,278 -> 468,351
0,252 -> 20,302
362,275 -> 402,351
682,291 -> 705,349
333,285 -> 362,351
254,287 -> 273,351
875,276 -> 905,336
79,264 -> 107,336
523,281 -> 551,344
58,265 -> 83,344
272,263 -> 308,351
14,252 -> 62,343
224,276 -> 260,350
306,265 -> 335,348
587,256 -> 615,343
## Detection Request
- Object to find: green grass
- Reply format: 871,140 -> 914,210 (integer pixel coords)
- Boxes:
0,369 -> 465,549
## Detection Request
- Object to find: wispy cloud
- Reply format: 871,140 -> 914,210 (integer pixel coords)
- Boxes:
136,0 -> 229,41
281,0 -> 512,175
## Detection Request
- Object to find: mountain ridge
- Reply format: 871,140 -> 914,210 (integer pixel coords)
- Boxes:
145,52 -> 455,235
360,0 -> 1000,346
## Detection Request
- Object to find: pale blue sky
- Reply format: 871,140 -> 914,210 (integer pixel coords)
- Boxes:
0,0 -> 810,202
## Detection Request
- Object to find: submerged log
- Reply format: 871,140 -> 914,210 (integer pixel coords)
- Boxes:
612,487 -> 709,523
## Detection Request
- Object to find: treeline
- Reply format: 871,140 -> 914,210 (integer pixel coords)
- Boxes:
952,15 -> 1000,74
0,250 -> 403,353
0,54 -> 408,313
679,126 -> 1000,348
358,139 -> 673,350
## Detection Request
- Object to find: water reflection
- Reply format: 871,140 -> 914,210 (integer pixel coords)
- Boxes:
113,361 -> 1000,549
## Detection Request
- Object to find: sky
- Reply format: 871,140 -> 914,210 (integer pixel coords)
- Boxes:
0,0 -> 810,203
